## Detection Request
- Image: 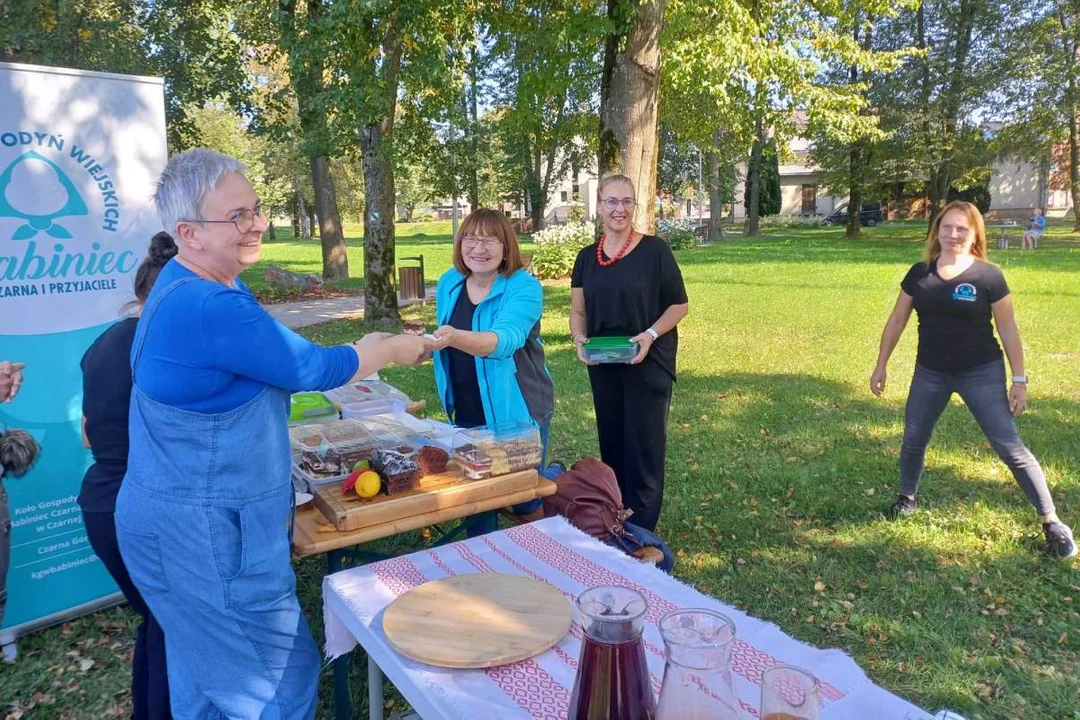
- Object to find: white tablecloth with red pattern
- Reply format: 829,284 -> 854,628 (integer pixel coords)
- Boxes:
323,516 -> 932,719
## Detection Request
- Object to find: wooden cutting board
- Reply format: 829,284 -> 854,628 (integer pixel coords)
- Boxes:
314,467 -> 537,531
382,573 -> 572,668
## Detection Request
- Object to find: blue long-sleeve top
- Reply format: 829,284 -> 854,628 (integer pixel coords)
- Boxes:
133,260 -> 359,413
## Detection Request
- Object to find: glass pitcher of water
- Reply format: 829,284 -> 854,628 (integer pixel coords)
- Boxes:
656,609 -> 746,720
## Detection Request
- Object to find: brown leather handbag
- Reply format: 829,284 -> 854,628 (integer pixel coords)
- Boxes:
542,457 -> 632,541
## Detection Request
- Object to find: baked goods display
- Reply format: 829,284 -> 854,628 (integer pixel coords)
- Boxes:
452,422 -> 542,480
292,416 -> 539,502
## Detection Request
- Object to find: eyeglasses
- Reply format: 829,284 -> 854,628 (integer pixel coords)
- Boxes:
602,197 -> 636,209
184,203 -> 265,234
461,235 -> 502,249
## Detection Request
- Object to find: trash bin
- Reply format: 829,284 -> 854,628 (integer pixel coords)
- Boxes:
399,255 -> 425,303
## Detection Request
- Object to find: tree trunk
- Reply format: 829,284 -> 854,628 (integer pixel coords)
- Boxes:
746,113 -> 765,237
847,148 -> 863,239
846,20 -> 864,239
268,221 -> 276,241
707,128 -> 724,241
1061,11 -> 1080,231
281,0 -> 347,275
310,158 -> 348,277
598,0 -> 665,232
361,122 -> 399,323
928,0 -> 974,228
297,191 -> 311,239
358,19 -> 404,325
467,47 -> 481,212
1070,101 -> 1080,231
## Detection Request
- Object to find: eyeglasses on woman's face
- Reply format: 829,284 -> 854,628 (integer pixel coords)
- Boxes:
601,197 -> 636,210
461,235 -> 502,249
185,203 -> 266,235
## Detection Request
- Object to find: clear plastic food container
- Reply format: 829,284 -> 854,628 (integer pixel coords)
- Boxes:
340,397 -> 407,420
354,416 -> 422,447
582,336 -> 639,364
451,422 -> 542,479
325,380 -> 411,407
289,392 -> 338,423
291,420 -> 379,485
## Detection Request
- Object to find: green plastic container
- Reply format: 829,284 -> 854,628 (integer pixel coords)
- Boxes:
582,336 -> 639,364
289,392 -> 338,423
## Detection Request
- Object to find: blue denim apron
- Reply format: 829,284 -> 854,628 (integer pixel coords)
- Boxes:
115,278 -> 319,719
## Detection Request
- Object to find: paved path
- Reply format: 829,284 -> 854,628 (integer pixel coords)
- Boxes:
266,288 -> 435,330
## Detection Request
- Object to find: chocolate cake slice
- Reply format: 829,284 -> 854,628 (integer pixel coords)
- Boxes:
417,445 -> 449,474
372,448 -> 423,494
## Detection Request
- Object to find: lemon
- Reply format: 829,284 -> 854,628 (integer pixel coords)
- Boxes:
355,470 -> 382,498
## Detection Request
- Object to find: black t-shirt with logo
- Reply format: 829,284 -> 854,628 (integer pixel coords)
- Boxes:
900,259 -> 1010,373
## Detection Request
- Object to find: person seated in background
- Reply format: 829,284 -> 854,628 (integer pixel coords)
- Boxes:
1022,208 -> 1046,249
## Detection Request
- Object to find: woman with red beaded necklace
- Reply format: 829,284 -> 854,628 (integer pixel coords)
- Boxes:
569,174 -> 689,531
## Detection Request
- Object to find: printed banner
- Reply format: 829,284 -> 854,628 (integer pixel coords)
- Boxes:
0,62 -> 166,635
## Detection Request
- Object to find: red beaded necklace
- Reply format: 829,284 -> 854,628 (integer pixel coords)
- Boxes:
596,231 -> 637,267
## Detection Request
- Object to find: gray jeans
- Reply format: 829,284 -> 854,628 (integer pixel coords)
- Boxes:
900,360 -> 1055,516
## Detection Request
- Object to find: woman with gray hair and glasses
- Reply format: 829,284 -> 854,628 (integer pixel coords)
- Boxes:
115,148 -> 433,717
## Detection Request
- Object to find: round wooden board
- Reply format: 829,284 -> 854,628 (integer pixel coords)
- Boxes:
382,573 -> 572,669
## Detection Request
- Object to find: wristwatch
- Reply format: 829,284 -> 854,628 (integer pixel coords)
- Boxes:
1012,375 -> 1027,384
645,328 -> 659,341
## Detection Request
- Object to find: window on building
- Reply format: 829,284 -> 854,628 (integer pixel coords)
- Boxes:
801,184 -> 817,214
561,190 -> 569,202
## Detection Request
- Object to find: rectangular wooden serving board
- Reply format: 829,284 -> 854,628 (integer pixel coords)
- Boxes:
313,466 -> 538,531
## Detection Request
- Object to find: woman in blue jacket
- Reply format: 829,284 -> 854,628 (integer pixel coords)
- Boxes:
432,209 -> 556,508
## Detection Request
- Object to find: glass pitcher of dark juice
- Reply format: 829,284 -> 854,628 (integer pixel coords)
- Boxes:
569,586 -> 656,720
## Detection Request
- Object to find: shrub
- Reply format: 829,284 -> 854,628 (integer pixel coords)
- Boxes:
666,228 -> 698,250
656,218 -> 699,250
531,222 -> 594,279
760,215 -> 825,229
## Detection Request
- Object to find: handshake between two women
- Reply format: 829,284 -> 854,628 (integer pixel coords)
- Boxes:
350,329 -> 460,376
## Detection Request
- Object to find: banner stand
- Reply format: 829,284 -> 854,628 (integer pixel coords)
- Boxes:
2,591 -> 124,662
0,62 -> 167,645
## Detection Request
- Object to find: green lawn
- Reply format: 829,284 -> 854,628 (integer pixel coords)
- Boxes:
243,220 -> 538,302
5,220 -> 1080,719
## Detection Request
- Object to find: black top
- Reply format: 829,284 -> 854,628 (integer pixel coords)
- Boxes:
571,235 -> 688,380
78,317 -> 138,512
446,289 -> 487,427
901,260 -> 1010,373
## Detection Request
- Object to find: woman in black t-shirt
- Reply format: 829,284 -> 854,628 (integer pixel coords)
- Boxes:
79,233 -> 176,717
570,174 -> 689,531
870,201 -> 1075,558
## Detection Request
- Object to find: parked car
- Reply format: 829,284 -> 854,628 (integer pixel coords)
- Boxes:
823,202 -> 884,227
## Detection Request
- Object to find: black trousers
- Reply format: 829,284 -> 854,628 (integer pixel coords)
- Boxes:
587,361 -> 674,531
82,509 -> 172,720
